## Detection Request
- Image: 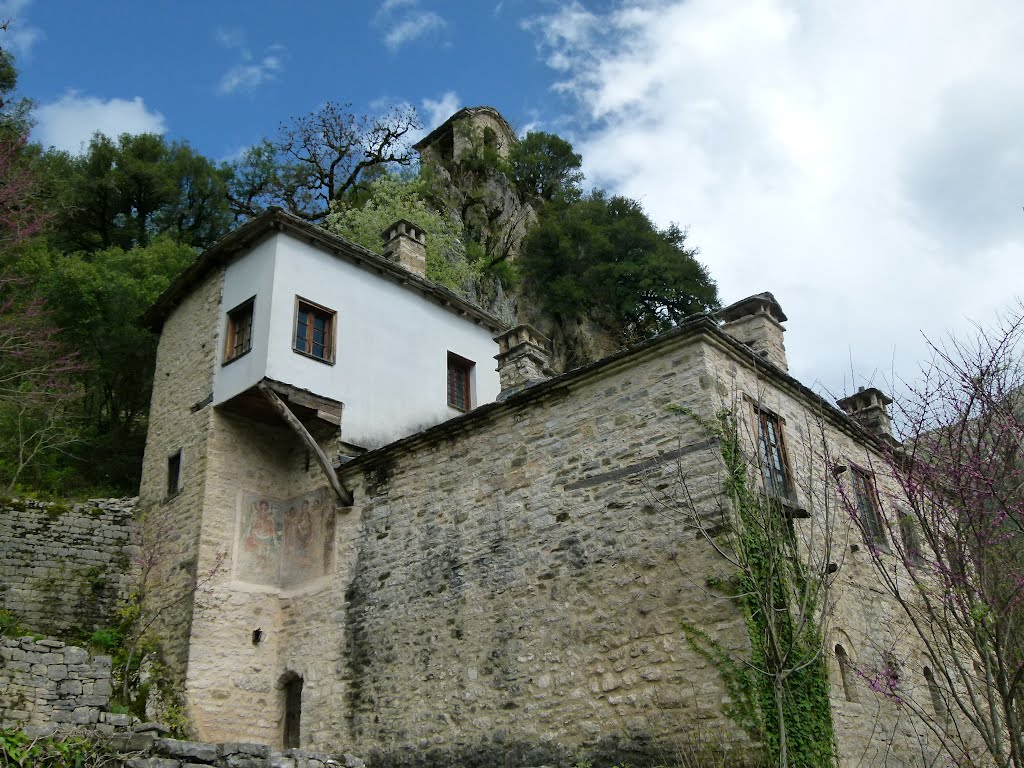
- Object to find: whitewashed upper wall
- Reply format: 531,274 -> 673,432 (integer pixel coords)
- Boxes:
213,231 -> 501,448
215,235 -> 277,404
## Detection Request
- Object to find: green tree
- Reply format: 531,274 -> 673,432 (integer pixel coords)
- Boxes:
519,190 -> 719,344
41,133 -> 231,253
507,130 -> 583,205
23,237 -> 195,490
323,173 -> 476,291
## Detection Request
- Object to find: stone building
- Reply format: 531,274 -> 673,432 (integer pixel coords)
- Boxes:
138,193 -> 947,768
413,106 -> 517,166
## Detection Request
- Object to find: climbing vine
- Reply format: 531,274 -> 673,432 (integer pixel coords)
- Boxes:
677,407 -> 835,767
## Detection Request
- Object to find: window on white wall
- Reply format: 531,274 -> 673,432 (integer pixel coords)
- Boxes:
224,297 -> 255,364
293,298 -> 336,363
447,352 -> 474,410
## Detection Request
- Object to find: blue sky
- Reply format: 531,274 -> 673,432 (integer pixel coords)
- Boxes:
6,0 -> 1024,402
14,1 -> 569,160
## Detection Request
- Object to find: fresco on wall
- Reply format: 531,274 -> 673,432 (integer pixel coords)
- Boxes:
236,488 -> 335,588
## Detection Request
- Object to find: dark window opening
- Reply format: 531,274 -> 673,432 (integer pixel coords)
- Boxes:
835,644 -> 859,703
852,467 -> 887,546
482,126 -> 498,150
447,352 -> 474,411
283,673 -> 303,749
756,407 -> 792,498
293,298 -> 336,363
224,297 -> 255,363
166,450 -> 181,499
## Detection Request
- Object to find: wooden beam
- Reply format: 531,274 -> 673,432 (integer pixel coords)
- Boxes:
264,379 -> 342,419
257,381 -> 353,507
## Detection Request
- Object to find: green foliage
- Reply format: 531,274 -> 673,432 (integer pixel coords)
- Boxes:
507,131 -> 583,204
87,627 -> 121,653
0,728 -> 114,768
17,237 -> 195,492
40,133 -> 231,253
680,408 -> 834,767
324,173 -> 480,291
520,191 -> 719,343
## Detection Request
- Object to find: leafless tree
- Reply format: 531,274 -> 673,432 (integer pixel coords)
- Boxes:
227,102 -> 420,222
837,304 -> 1024,767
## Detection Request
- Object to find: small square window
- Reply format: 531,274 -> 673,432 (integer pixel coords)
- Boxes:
166,450 -> 182,499
293,298 -> 336,363
755,407 -> 793,499
852,467 -> 887,547
447,352 -> 474,411
224,297 -> 255,364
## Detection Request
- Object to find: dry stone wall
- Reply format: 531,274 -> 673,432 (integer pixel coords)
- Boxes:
0,637 -> 113,728
0,498 -> 137,635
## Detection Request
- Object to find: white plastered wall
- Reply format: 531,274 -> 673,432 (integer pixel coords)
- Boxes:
213,231 -> 501,448
214,235 -> 277,404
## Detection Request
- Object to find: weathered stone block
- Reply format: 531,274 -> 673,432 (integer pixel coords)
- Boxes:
126,759 -> 181,768
127,732 -> 158,751
220,742 -> 271,758
156,738 -> 219,763
71,706 -> 99,724
47,664 -> 68,681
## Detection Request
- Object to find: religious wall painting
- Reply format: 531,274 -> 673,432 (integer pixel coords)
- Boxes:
235,488 -> 334,588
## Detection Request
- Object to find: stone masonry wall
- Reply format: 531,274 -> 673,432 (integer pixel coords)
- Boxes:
330,336 -> 752,767
137,267 -> 224,688
702,339 -> 946,768
184,409 -> 342,746
173,314 -> 951,766
0,637 -> 112,728
0,498 -> 137,635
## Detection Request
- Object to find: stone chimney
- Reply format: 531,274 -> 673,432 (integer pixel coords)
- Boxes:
494,324 -> 553,400
381,219 -> 427,277
837,387 -> 894,440
717,292 -> 788,372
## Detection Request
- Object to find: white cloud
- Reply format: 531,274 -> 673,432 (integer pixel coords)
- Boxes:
216,29 -> 284,95
375,1 -> 447,51
219,54 -> 282,95
380,0 -> 417,12
422,91 -> 460,130
0,0 -> 42,56
529,0 -> 1024,399
33,91 -> 166,153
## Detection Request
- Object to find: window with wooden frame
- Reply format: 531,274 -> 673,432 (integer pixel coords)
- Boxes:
754,406 -> 793,499
224,297 -> 255,364
852,466 -> 888,547
447,352 -> 474,411
293,298 -> 336,363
